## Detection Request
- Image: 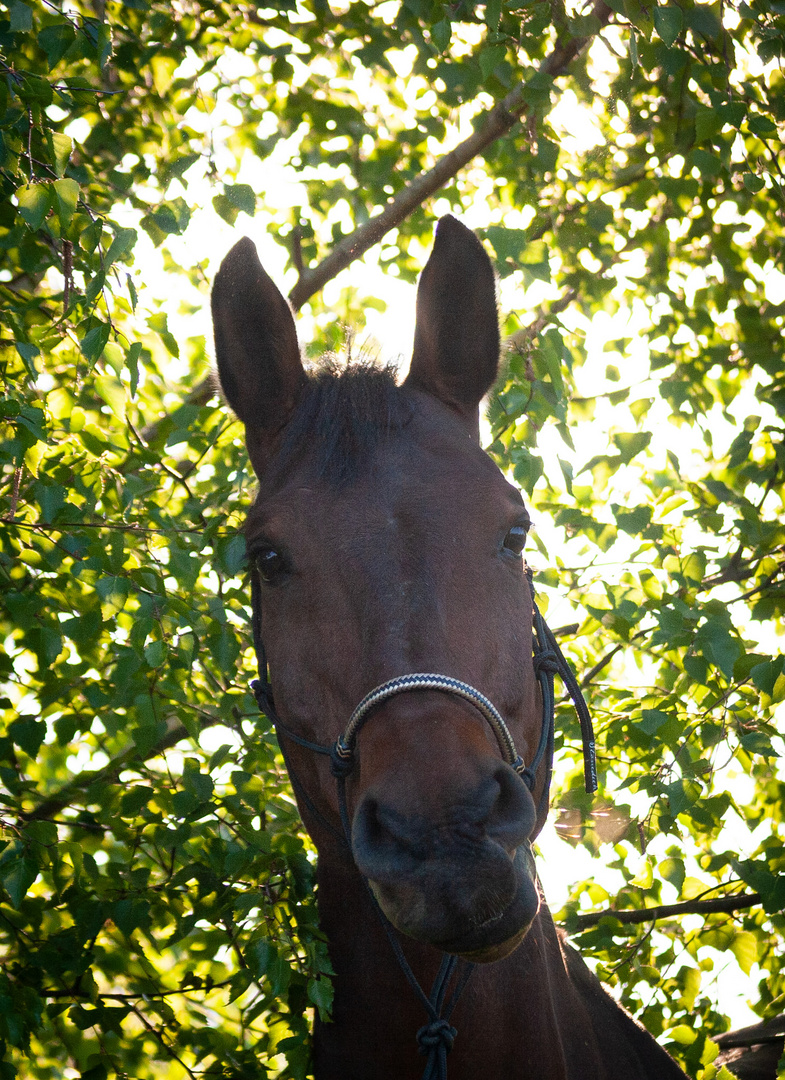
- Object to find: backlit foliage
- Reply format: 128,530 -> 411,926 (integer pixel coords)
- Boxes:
1,1 -> 784,1077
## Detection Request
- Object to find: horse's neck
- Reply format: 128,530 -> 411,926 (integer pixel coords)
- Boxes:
313,858 -> 594,1080
313,857 -> 688,1080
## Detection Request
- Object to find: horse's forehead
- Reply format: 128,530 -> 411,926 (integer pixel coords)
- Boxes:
252,402 -> 517,531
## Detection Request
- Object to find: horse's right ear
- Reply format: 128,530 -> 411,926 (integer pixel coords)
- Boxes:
212,237 -> 306,442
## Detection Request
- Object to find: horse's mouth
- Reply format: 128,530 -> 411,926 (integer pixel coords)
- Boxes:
432,846 -> 539,962
368,844 -> 539,964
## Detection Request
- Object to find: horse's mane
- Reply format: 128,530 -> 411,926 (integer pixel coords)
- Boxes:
274,359 -> 413,485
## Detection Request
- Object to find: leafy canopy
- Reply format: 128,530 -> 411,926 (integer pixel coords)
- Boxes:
1,1 -> 784,1078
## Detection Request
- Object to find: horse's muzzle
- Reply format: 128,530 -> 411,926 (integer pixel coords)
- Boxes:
351,762 -> 539,961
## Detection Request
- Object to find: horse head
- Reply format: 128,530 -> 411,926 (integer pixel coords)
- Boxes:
212,216 -> 547,963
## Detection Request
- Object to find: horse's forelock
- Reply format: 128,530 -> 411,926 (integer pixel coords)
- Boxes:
269,360 -> 413,486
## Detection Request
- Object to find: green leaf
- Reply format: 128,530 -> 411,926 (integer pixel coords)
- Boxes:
38,23 -> 77,69
696,621 -> 741,678
212,194 -> 240,226
49,132 -> 73,177
639,709 -> 669,735
485,0 -> 502,31
307,975 -> 334,1021
221,534 -> 247,575
8,0 -> 33,31
247,938 -> 272,977
224,183 -> 256,216
692,149 -> 722,178
750,657 -> 784,696
151,54 -> 178,95
96,22 -> 113,68
430,18 -> 451,52
719,101 -> 747,129
80,322 -> 111,364
540,329 -> 565,397
743,173 -> 765,192
480,43 -> 505,79
730,931 -> 757,975
613,504 -> 652,534
695,106 -> 723,144
623,0 -> 653,37
485,226 -> 528,266
16,183 -> 52,231
52,177 -> 80,231
670,1024 -> 697,1046
105,226 -> 137,267
0,857 -> 38,908
612,431 -> 651,463
687,4 -> 722,39
112,897 -> 151,936
143,640 -> 167,667
653,5 -> 683,46
141,199 -> 190,243
9,716 -> 46,756
120,786 -> 154,817
148,312 -> 179,358
747,114 -> 778,137
126,341 -> 142,395
183,762 -> 213,801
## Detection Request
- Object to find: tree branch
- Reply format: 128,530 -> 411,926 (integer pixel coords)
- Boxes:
136,9 -> 612,449
287,2 -> 613,311
572,891 -> 762,929
715,1014 -> 785,1050
139,375 -> 219,444
505,288 -> 577,353
21,709 -> 223,822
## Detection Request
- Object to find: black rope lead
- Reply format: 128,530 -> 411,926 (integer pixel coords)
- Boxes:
527,566 -> 598,796
334,766 -> 476,1080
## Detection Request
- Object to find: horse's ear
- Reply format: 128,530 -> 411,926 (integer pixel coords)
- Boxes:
212,237 -> 306,441
404,215 -> 500,429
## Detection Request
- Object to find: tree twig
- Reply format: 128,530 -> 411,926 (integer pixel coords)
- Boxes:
21,709 -> 223,822
505,288 -> 577,352
571,891 -> 762,929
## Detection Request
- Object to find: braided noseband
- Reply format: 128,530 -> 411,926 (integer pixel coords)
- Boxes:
333,673 -> 525,777
248,565 -> 597,1080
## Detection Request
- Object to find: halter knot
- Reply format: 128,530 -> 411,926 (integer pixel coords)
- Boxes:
416,1019 -> 457,1055
533,649 -> 561,676
251,678 -> 274,714
519,765 -> 537,791
329,739 -> 355,779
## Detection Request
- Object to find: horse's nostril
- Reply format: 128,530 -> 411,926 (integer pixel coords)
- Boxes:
353,796 -> 425,878
485,765 -> 536,853
352,764 -> 535,882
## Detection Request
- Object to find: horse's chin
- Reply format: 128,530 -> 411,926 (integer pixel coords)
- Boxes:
455,923 -> 531,963
369,844 -> 539,964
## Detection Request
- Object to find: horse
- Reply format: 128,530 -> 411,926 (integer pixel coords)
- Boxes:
210,215 -> 689,1079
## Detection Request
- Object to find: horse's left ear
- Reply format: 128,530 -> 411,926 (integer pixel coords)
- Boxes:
404,215 -> 500,431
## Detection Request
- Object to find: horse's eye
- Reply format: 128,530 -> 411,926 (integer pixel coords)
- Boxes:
253,547 -> 288,584
502,523 -> 528,557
